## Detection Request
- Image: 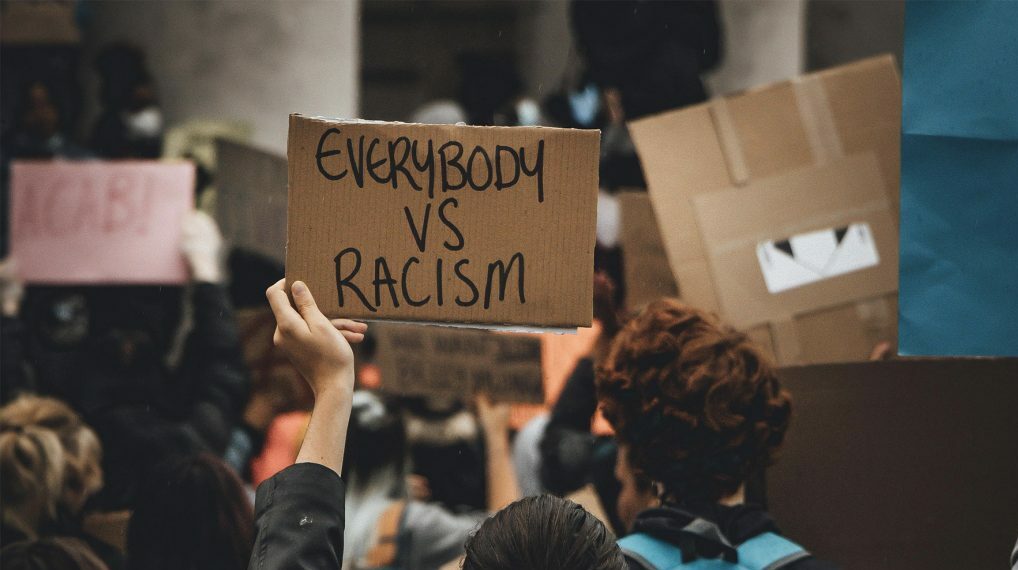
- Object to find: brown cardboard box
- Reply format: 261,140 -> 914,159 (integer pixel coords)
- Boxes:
773,358 -> 1018,569
373,324 -> 544,403
617,191 -> 678,310
629,56 -> 901,364
286,115 -> 600,330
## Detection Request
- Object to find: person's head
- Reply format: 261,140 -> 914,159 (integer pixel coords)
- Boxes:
1,537 -> 108,570
126,453 -> 253,570
0,395 -> 103,514
0,425 -> 65,537
597,299 -> 792,505
343,391 -> 406,492
463,495 -> 626,570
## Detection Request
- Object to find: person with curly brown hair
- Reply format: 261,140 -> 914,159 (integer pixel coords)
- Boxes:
597,299 -> 835,570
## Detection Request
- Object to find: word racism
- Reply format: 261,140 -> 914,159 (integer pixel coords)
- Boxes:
316,128 -> 546,313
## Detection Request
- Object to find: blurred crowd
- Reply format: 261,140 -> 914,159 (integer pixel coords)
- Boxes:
1,1 -> 854,569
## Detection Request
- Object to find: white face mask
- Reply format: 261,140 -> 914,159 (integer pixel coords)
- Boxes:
124,107 -> 163,139
515,98 -> 542,127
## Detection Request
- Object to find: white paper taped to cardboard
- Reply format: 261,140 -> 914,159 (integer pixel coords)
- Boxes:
756,222 -> 879,294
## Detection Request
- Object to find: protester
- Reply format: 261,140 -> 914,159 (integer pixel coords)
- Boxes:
0,395 -> 121,568
1,424 -> 66,546
1,537 -> 109,570
597,299 -> 834,569
462,494 -> 626,570
126,453 -> 254,570
339,390 -> 515,569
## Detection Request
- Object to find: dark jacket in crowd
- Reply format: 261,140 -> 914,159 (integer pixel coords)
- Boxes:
626,502 -> 837,570
249,463 -> 345,570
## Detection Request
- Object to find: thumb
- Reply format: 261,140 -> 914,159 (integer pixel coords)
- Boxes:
291,281 -> 326,324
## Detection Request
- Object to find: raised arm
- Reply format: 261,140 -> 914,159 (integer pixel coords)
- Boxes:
476,394 -> 521,511
249,279 -> 367,570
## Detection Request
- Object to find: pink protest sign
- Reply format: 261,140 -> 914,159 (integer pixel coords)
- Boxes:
10,161 -> 195,284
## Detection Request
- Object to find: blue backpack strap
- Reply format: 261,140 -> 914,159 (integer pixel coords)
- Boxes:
618,533 -> 687,570
734,532 -> 810,570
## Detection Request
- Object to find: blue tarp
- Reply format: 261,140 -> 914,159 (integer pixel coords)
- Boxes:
900,0 -> 1018,356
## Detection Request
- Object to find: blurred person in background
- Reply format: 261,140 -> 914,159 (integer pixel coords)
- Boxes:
1,537 -> 109,570
1,423 -> 66,546
0,395 -> 121,569
0,210 -> 250,511
126,453 -> 254,570
339,391 -> 518,570
598,300 -> 835,569
90,43 -> 163,159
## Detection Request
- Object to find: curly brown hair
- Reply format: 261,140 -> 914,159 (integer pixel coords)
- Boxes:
596,299 -> 791,503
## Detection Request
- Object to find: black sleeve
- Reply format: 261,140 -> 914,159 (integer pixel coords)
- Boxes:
539,358 -> 599,495
174,283 -> 251,453
0,314 -> 32,403
249,463 -> 346,570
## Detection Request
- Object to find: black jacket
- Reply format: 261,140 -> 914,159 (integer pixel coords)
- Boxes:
625,503 -> 836,569
249,463 -> 346,570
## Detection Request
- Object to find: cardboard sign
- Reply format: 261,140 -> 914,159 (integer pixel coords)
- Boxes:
285,115 -> 599,330
692,154 -> 897,329
216,139 -> 288,263
629,56 -> 901,364
899,1 -> 1018,356
9,161 -> 194,284
617,191 -> 678,310
373,324 -> 544,403
772,358 -> 1018,569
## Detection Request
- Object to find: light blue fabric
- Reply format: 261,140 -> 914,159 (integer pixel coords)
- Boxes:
618,531 -> 807,570
900,0 -> 1018,356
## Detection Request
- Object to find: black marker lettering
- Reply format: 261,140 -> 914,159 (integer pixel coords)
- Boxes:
519,140 -> 545,203
334,247 -> 375,312
316,128 -> 347,181
403,204 -> 431,253
435,258 -> 444,306
401,257 -> 430,306
467,146 -> 493,191
366,138 -> 390,185
411,139 -> 436,199
388,136 -> 421,191
439,141 -> 466,192
347,136 -> 366,187
495,145 -> 520,190
454,259 -> 479,307
438,198 -> 464,251
373,257 -> 400,308
484,253 -> 525,308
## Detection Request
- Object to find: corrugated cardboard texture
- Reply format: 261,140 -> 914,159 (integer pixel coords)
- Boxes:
286,115 -> 599,328
373,324 -> 544,403
692,154 -> 897,328
617,191 -> 679,310
216,139 -> 288,263
629,56 -> 901,364
773,359 -> 1018,569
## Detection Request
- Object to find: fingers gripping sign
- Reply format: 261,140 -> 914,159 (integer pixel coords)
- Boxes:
266,279 -> 368,395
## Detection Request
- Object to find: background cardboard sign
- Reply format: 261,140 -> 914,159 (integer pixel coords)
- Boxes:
10,161 -> 194,284
216,139 -> 288,263
617,191 -> 678,310
692,154 -> 897,329
285,114 -> 599,330
899,1 -> 1018,356
629,56 -> 901,365
373,324 -> 544,404
772,358 -> 1018,569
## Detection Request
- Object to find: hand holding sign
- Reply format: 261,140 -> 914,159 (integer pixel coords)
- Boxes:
266,279 -> 368,397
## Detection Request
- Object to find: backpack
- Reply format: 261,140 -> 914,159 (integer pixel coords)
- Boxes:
618,517 -> 810,570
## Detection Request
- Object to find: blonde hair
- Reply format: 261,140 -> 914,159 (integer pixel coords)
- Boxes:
0,396 -> 104,512
0,425 -> 66,537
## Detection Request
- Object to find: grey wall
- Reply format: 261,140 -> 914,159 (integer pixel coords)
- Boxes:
81,0 -> 359,154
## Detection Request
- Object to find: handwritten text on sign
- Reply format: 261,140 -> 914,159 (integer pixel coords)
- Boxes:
10,161 -> 194,284
285,115 -> 599,329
